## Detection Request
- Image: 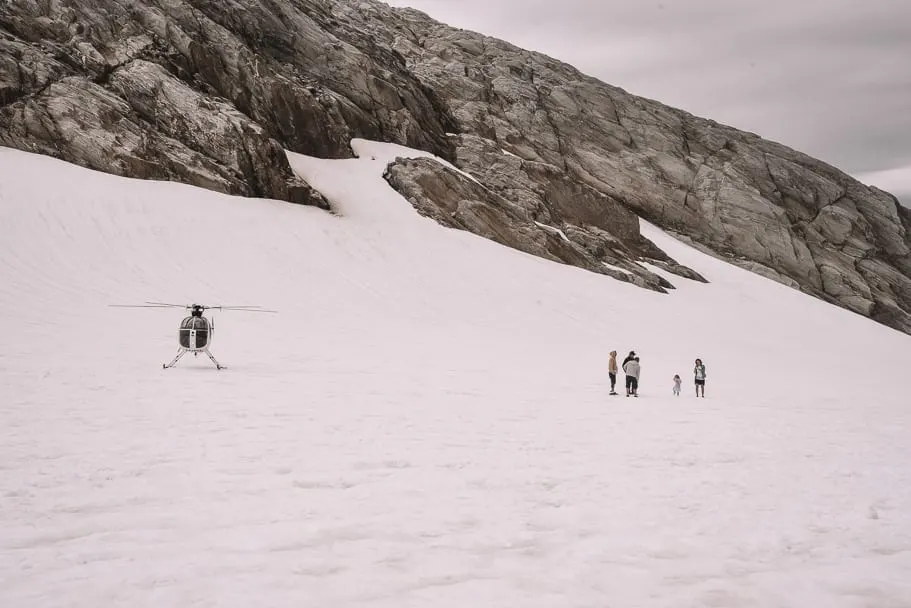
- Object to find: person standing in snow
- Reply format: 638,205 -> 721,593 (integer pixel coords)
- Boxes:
673,374 -> 682,396
608,350 -> 619,395
694,358 -> 706,397
623,356 -> 641,397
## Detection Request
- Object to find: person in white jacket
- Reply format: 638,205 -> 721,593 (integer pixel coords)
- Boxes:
623,356 -> 641,397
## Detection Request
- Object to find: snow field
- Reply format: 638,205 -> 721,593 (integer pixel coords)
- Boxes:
1,141 -> 910,607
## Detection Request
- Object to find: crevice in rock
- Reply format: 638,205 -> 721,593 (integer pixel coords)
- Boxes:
602,90 -> 635,148
680,124 -> 693,158
533,83 -> 568,173
759,153 -> 785,203
0,77 -> 56,110
807,191 -> 847,227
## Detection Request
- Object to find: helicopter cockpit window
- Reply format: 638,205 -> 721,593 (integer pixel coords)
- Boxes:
180,317 -> 209,330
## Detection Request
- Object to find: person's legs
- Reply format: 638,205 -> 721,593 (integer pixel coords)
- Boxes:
609,372 -> 617,393
625,376 -> 632,396
632,377 -> 639,396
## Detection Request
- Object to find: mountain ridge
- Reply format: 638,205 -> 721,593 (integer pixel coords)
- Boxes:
1,0 -> 909,332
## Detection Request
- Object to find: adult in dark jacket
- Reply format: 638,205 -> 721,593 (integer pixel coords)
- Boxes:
694,358 -> 706,397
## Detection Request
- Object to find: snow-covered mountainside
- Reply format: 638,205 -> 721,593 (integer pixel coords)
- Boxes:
3,0 -> 910,333
1,144 -> 910,607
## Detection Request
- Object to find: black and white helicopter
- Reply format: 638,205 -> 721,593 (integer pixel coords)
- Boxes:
110,301 -> 276,369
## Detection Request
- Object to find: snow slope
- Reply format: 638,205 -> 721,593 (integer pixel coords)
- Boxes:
1,140 -> 910,607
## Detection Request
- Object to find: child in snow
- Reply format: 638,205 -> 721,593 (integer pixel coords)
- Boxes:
673,374 -> 681,396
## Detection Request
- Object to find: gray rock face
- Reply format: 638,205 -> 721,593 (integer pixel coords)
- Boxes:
0,0 -> 456,205
384,156 -> 703,291
2,0 -> 910,333
362,5 -> 911,333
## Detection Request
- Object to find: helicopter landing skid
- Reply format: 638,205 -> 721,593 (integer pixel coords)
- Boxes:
204,349 -> 224,370
163,348 -> 186,369
162,348 -> 223,370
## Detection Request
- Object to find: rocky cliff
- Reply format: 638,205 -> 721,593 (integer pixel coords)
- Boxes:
2,0 -> 909,332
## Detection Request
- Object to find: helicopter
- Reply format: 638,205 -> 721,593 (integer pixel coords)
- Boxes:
110,301 -> 276,369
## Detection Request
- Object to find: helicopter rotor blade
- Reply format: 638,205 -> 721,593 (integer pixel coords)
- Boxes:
144,301 -> 191,308
109,304 -> 178,309
112,302 -> 276,313
207,305 -> 278,313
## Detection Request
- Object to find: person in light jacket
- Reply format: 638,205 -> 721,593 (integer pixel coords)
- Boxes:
623,356 -> 641,397
608,350 -> 619,395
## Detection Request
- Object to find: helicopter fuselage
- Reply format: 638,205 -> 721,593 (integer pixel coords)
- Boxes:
178,314 -> 213,351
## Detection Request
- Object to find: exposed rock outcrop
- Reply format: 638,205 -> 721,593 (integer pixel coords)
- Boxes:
1,0 -> 909,332
384,156 -> 702,291
0,0 -> 457,205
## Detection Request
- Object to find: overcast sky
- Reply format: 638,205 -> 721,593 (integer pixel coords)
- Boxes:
385,0 -> 911,206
